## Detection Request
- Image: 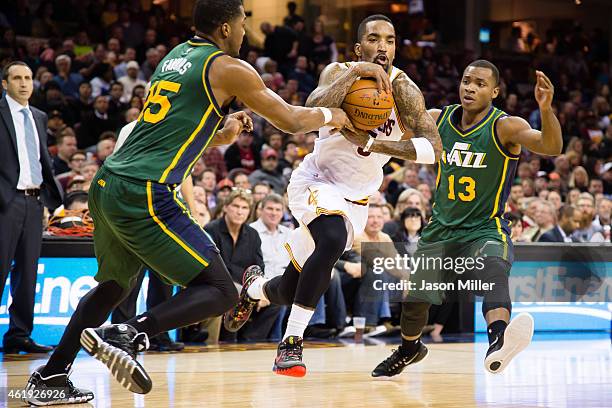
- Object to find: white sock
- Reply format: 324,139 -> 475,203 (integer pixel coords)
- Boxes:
246,276 -> 268,300
283,304 -> 314,341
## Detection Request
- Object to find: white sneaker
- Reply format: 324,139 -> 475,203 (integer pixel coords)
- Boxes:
484,313 -> 534,374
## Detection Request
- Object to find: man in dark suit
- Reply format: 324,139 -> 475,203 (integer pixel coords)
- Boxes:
538,205 -> 579,243
0,61 -> 63,354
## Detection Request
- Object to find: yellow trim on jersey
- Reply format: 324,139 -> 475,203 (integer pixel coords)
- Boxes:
284,243 -> 303,272
146,181 -> 209,267
159,105 -> 214,183
316,207 -> 347,217
201,50 -> 224,117
494,217 -> 508,259
435,162 -> 441,189
171,187 -> 205,231
447,105 -> 496,137
345,197 -> 369,206
490,156 -> 509,219
490,112 -> 519,160
436,106 -> 452,129
182,115 -> 224,181
187,41 -> 213,47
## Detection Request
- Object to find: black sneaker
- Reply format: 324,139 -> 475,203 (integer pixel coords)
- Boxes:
80,323 -> 152,394
223,265 -> 265,332
23,365 -> 94,406
273,336 -> 306,377
149,333 -> 185,352
371,341 -> 428,378
485,313 -> 534,374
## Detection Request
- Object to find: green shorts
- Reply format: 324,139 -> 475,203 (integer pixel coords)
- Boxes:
408,217 -> 514,304
89,166 -> 219,289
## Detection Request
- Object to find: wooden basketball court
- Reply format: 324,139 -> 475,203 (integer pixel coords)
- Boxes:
2,335 -> 611,407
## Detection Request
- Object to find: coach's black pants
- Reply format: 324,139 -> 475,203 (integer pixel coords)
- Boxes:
0,194 -> 44,346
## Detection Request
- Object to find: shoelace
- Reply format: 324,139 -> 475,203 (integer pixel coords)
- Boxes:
382,348 -> 410,370
283,343 -> 303,361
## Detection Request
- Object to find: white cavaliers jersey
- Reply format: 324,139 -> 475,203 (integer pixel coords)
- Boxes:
297,64 -> 407,201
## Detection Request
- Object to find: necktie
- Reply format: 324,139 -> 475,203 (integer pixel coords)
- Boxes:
21,108 -> 43,186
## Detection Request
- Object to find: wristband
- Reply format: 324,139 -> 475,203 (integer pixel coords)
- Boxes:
411,137 -> 436,164
363,137 -> 375,153
319,107 -> 333,125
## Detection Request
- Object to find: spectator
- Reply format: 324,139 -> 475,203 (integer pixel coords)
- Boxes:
506,212 -> 528,242
283,1 -> 303,28
107,81 -> 128,117
141,48 -> 161,81
288,55 -> 316,94
252,182 -> 272,204
113,47 -> 139,79
539,205 -> 580,242
593,198 -> 611,229
77,95 -> 119,149
90,63 -> 114,98
278,139 -> 298,176
204,190 -> 271,341
508,183 -> 524,212
309,19 -> 338,66
118,61 -> 146,103
96,134 -> 116,165
52,132 -> 78,175
261,21 -> 298,76
589,178 -> 604,196
56,150 -> 86,191
224,131 -> 260,173
572,193 -> 604,242
568,166 -> 589,192
530,200 -> 557,241
73,81 -> 94,123
46,109 -> 66,145
230,170 -> 252,191
248,149 -> 286,193
547,190 -> 563,210
250,193 -> 292,337
53,55 -> 83,99
80,160 -> 100,191
392,207 -> 425,253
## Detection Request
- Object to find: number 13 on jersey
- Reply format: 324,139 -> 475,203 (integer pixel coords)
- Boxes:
447,175 -> 476,202
138,80 -> 181,124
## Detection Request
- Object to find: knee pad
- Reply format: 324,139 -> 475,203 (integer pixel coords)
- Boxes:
479,257 -> 512,316
401,302 -> 431,337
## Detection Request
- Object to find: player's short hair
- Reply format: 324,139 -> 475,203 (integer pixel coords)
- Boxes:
466,59 -> 500,86
193,0 -> 243,35
357,14 -> 392,42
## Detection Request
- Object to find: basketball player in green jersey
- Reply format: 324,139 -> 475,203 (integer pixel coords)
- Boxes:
23,0 -> 354,405
362,60 -> 562,378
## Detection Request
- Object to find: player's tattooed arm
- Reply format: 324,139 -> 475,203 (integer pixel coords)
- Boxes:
341,74 -> 442,162
305,62 -> 392,108
305,63 -> 357,108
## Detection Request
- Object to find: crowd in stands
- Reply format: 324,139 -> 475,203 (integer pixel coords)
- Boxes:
0,1 -> 610,344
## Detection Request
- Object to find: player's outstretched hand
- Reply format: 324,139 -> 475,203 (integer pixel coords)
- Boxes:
219,111 -> 253,145
354,62 -> 392,94
328,108 -> 356,134
534,70 -> 554,110
340,126 -> 371,149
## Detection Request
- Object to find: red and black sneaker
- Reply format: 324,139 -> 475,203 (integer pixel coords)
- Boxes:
273,336 -> 307,377
223,265 -> 265,332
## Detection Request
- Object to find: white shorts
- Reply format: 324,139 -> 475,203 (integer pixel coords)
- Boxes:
284,170 -> 369,270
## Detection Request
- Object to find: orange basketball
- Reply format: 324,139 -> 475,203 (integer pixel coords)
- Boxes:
342,79 -> 393,131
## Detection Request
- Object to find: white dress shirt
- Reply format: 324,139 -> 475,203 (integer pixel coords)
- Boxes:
6,93 -> 42,189
250,218 -> 291,279
557,226 -> 573,243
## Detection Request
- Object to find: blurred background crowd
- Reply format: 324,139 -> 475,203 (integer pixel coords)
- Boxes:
0,0 -> 610,349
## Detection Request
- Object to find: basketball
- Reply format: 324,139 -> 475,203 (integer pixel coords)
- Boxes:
342,79 -> 393,131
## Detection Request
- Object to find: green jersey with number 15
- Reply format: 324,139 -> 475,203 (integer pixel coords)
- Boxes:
106,38 -> 226,185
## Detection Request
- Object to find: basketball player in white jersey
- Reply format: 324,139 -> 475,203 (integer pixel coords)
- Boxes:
224,14 -> 442,377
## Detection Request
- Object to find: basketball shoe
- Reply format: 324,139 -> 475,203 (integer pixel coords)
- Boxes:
80,323 -> 152,394
23,366 -> 94,406
223,265 -> 265,332
485,313 -> 534,374
371,340 -> 428,378
273,336 -> 306,377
